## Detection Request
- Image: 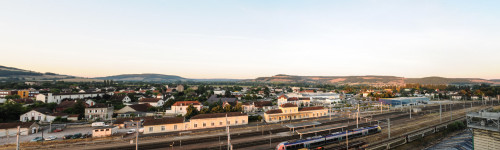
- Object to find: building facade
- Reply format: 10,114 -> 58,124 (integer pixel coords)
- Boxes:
264,103 -> 328,123
85,104 -> 114,121
165,101 -> 202,116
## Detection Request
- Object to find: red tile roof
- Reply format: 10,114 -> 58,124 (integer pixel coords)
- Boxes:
298,97 -> 311,100
190,112 -> 246,119
265,109 -> 283,114
287,97 -> 299,101
299,106 -> 325,111
172,101 -> 201,106
278,94 -> 287,99
280,103 -> 297,107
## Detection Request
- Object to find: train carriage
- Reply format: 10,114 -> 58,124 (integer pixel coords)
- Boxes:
276,125 -> 381,150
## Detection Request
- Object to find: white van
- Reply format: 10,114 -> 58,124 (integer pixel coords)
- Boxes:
91,122 -> 105,127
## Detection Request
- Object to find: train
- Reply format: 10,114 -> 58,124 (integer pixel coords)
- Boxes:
276,125 -> 382,150
366,124 -> 449,150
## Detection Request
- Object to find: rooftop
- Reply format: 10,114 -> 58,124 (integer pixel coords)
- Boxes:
190,112 -> 246,119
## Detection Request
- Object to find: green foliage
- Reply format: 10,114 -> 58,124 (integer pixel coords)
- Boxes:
248,115 -> 262,122
185,104 -> 199,119
0,102 -> 29,122
5,94 -> 21,100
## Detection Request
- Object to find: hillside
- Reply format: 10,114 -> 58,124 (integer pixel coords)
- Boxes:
253,74 -> 498,86
0,65 -> 78,81
95,73 -> 186,82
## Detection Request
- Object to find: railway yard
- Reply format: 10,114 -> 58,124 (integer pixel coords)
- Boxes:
19,100 -> 499,150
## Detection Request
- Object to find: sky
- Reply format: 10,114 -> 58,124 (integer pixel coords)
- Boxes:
1,0 -> 499,79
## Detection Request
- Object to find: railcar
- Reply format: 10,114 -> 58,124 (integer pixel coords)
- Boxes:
276,125 -> 381,150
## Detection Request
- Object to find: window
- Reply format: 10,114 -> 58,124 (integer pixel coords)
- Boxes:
220,121 -> 223,125
38,116 -> 41,120
174,125 -> 177,130
242,120 -> 245,124
203,123 -> 206,127
161,126 -> 165,131
100,129 -> 104,131
88,110 -> 91,113
227,121 -> 230,125
149,127 -> 153,132
211,122 -> 214,126
194,124 -> 197,128
95,130 -> 98,132
101,109 -> 104,113
95,110 -> 98,113
106,129 -> 109,131
235,120 -> 238,124
180,107 -> 182,110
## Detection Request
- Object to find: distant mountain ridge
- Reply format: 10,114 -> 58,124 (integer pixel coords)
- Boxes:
253,74 -> 499,85
0,65 -> 498,85
95,74 -> 186,82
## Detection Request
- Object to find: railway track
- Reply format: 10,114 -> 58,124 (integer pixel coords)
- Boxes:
97,101 -> 495,150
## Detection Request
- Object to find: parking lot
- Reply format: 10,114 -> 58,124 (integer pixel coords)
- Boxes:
0,126 -> 130,145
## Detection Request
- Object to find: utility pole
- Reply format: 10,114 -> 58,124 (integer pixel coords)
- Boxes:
357,103 -> 359,128
136,121 -> 139,150
329,105 -> 332,121
226,114 -> 232,150
440,102 -> 442,123
380,102 -> 382,113
409,105 -> 412,119
346,130 -> 348,150
451,104 -> 453,121
387,118 -> 391,138
16,126 -> 20,150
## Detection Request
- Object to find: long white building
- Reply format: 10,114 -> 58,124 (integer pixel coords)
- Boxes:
36,92 -> 110,104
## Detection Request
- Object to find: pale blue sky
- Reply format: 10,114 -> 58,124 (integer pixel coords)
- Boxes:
1,0 -> 499,79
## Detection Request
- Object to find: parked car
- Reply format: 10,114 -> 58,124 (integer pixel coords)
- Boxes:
30,137 -> 43,142
71,133 -> 82,139
44,136 -> 57,141
63,135 -> 73,140
53,128 -> 63,132
126,129 -> 136,134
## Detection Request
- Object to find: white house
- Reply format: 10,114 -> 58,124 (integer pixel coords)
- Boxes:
20,108 -> 68,123
165,101 -> 202,116
110,95 -> 131,103
36,92 -> 109,104
139,98 -> 164,107
214,90 -> 225,95
86,99 -> 96,107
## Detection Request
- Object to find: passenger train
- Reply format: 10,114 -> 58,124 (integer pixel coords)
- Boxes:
276,125 -> 382,150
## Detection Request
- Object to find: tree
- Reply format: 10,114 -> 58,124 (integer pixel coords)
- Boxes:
232,103 -> 242,112
211,105 -> 222,113
264,87 -> 270,97
5,95 -> 21,100
224,105 -> 231,112
185,104 -> 199,119
225,90 -> 231,97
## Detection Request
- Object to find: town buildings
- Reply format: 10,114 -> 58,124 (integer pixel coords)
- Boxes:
92,126 -> 116,138
467,110 -> 500,150
85,103 -> 114,121
165,101 -> 202,116
116,103 -> 153,118
264,103 -> 328,123
0,122 -> 40,137
19,108 -> 68,122
138,98 -> 164,107
143,112 -> 248,134
36,92 -> 108,104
